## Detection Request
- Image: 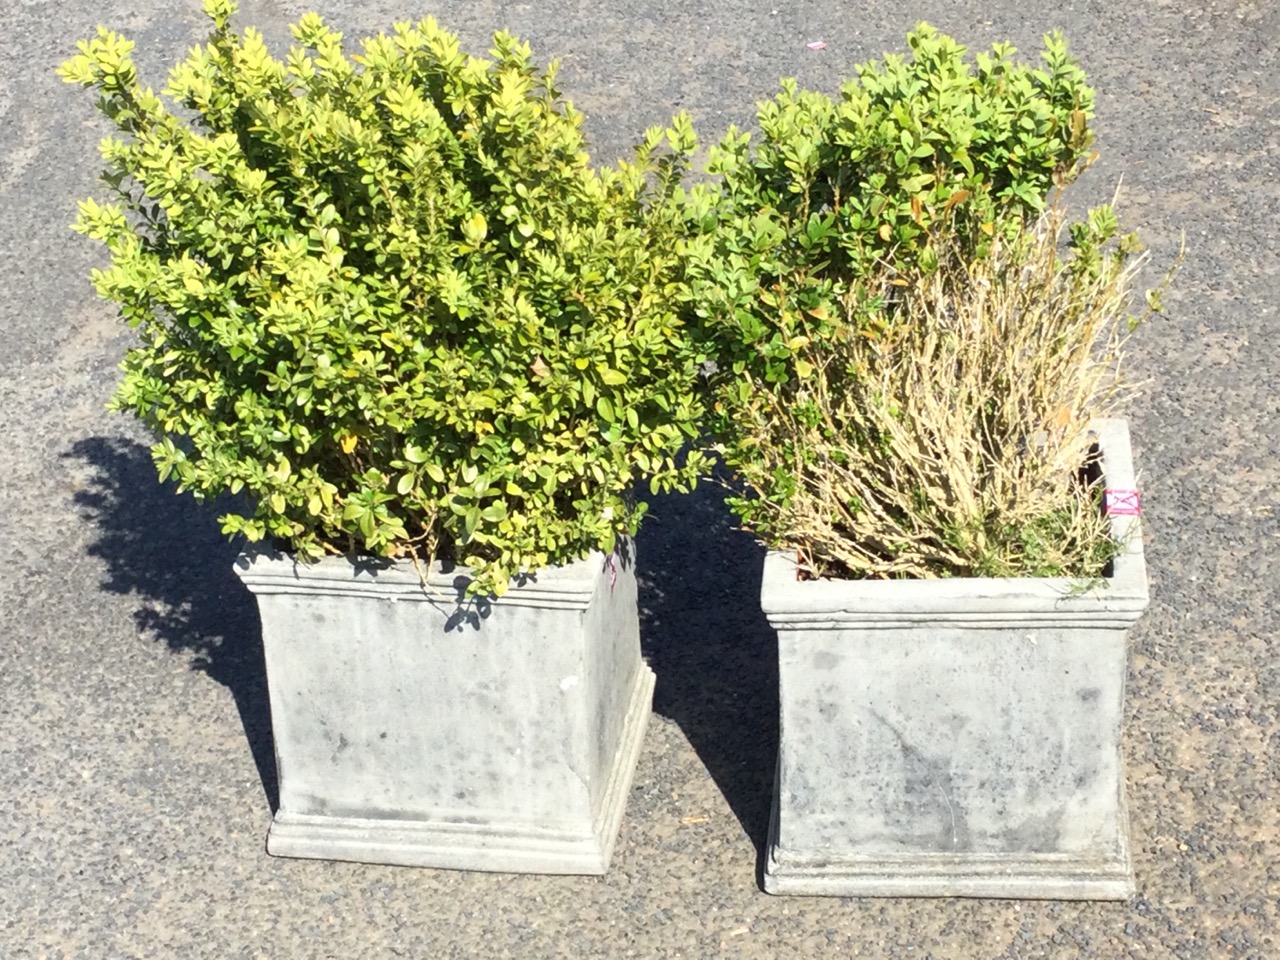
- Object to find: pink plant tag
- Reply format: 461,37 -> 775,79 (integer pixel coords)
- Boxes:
1104,488 -> 1141,517
806,40 -> 827,50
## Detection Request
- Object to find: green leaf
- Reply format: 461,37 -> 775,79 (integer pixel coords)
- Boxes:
462,212 -> 488,244
597,366 -> 626,385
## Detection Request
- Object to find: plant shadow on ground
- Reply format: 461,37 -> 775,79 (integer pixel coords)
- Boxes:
66,435 -> 278,811
636,478 -> 779,866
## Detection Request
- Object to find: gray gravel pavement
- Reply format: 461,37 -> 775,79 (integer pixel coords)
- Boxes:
2,0 -> 1278,957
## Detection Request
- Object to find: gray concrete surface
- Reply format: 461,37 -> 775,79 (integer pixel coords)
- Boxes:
1,0 -> 1277,957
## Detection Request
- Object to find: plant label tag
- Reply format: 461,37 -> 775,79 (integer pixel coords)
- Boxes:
1104,488 -> 1141,516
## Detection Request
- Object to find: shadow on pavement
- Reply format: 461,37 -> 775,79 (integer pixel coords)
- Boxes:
66,436 -> 279,812
636,481 -> 779,864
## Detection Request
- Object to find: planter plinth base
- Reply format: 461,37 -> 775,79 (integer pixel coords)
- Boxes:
764,790 -> 1135,900
266,662 -> 654,875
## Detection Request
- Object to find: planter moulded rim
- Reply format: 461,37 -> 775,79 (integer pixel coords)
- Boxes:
234,545 -> 626,611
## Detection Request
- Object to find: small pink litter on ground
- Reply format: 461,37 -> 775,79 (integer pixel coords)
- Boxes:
806,40 -> 827,50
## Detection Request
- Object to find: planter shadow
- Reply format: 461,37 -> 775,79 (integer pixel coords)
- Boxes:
66,436 -> 277,812
636,480 -> 779,858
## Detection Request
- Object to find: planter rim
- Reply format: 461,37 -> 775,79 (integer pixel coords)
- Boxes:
234,542 -> 627,609
761,418 -> 1147,620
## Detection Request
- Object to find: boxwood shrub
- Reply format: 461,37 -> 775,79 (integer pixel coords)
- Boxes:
679,24 -> 1101,566
62,0 -> 708,595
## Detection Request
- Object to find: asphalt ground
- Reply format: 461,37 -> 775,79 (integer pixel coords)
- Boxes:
1,0 -> 1278,957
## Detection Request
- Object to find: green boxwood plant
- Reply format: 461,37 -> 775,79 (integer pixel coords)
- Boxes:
61,0 -> 708,595
683,23 -> 1096,390
678,24 -> 1142,578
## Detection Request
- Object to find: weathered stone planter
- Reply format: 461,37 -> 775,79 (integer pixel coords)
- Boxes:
761,419 -> 1147,899
233,543 -> 653,875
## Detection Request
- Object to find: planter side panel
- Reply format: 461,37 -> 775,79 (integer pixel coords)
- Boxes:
581,550 -> 643,815
256,587 -> 594,826
776,622 -> 1127,859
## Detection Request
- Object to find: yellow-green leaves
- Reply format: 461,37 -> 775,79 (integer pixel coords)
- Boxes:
457,212 -> 488,254
203,0 -> 238,29
58,27 -> 138,92
597,366 -> 626,386
65,5 -> 708,597
72,197 -> 128,243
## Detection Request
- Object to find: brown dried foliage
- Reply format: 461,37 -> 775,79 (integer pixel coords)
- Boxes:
730,200 -> 1176,579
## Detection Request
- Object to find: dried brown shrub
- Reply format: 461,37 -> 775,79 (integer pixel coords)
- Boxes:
726,198 -> 1177,579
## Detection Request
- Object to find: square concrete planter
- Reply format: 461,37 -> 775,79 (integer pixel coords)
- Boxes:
233,543 -> 653,875
761,419 -> 1147,899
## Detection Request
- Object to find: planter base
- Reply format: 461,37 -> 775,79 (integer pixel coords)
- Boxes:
266,663 -> 655,875
764,783 -> 1134,899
